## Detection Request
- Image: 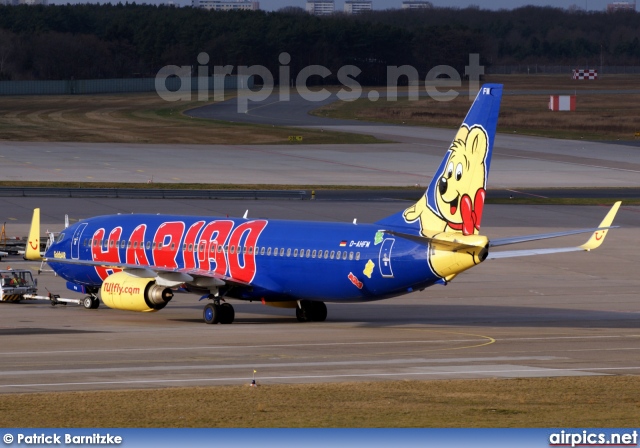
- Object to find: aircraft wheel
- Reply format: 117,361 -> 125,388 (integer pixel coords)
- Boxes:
83,296 -> 94,309
203,303 -> 220,325
295,305 -> 308,322
310,301 -> 327,322
219,303 -> 235,324
91,297 -> 100,309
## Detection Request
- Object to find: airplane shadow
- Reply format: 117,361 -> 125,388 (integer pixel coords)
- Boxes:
169,303 -> 640,329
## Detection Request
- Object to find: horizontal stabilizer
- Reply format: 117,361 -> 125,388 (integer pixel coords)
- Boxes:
384,230 -> 488,251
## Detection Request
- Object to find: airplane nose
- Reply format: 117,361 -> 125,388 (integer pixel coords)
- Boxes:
439,177 -> 448,195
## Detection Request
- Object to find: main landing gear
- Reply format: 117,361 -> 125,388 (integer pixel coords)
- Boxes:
296,300 -> 327,322
203,298 -> 234,325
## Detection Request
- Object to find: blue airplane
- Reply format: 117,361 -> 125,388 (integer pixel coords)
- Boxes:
25,84 -> 621,324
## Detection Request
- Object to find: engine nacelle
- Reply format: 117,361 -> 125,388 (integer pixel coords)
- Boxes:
100,272 -> 173,312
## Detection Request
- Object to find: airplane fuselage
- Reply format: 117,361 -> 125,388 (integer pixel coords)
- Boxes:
47,214 -> 437,303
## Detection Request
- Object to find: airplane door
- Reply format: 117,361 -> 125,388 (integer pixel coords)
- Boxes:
71,222 -> 88,259
378,238 -> 395,278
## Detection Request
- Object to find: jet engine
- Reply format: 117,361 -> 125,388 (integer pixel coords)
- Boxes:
100,272 -> 173,312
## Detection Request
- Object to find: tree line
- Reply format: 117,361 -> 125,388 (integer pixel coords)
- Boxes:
0,4 -> 638,82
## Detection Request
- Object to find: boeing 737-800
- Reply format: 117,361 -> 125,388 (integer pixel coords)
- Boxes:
25,84 -> 620,324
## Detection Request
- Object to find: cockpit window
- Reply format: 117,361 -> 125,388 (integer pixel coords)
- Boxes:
56,233 -> 65,243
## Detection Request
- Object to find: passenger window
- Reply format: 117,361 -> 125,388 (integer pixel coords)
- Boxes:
330,251 -> 335,259
267,247 -> 272,256
171,243 -> 175,250
224,245 -> 228,253
157,243 -> 162,250
306,249 -> 310,258
311,250 -> 316,258
146,241 -> 151,250
349,252 -> 353,260
286,248 -> 291,257
280,248 -> 284,256
324,250 -> 329,259
356,252 -> 360,260
336,250 -> 341,259
294,249 -> 298,257
260,247 -> 265,255
120,240 -> 126,249
188,243 -> 193,252
210,244 -> 215,253
230,246 -> 235,254
249,247 -> 253,255
152,242 -> 156,250
133,241 -> 138,249
200,244 -> 205,253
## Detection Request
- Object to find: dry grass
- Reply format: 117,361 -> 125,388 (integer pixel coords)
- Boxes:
1,376 -> 639,427
313,75 -> 640,141
0,93 -> 379,145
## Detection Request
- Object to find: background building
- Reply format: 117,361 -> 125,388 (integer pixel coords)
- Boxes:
607,1 -> 636,11
306,0 -> 334,15
344,0 -> 372,14
401,1 -> 433,8
192,0 -> 260,11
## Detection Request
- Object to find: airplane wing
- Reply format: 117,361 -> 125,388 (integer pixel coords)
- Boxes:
44,257 -> 250,287
487,201 -> 620,259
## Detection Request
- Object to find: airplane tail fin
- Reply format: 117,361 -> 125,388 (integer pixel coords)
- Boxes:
377,84 -> 503,237
24,208 -> 42,261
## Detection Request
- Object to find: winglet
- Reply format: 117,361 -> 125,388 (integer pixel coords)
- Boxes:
24,208 -> 42,261
580,201 -> 621,251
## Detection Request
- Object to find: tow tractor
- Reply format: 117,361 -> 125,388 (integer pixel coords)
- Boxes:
0,269 -> 85,307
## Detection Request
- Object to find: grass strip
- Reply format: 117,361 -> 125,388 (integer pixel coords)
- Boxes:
0,93 -> 384,145
1,376 -> 638,427
312,75 -> 640,141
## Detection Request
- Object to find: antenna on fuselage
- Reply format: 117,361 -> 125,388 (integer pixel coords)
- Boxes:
353,218 -> 357,225
243,210 -> 249,219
